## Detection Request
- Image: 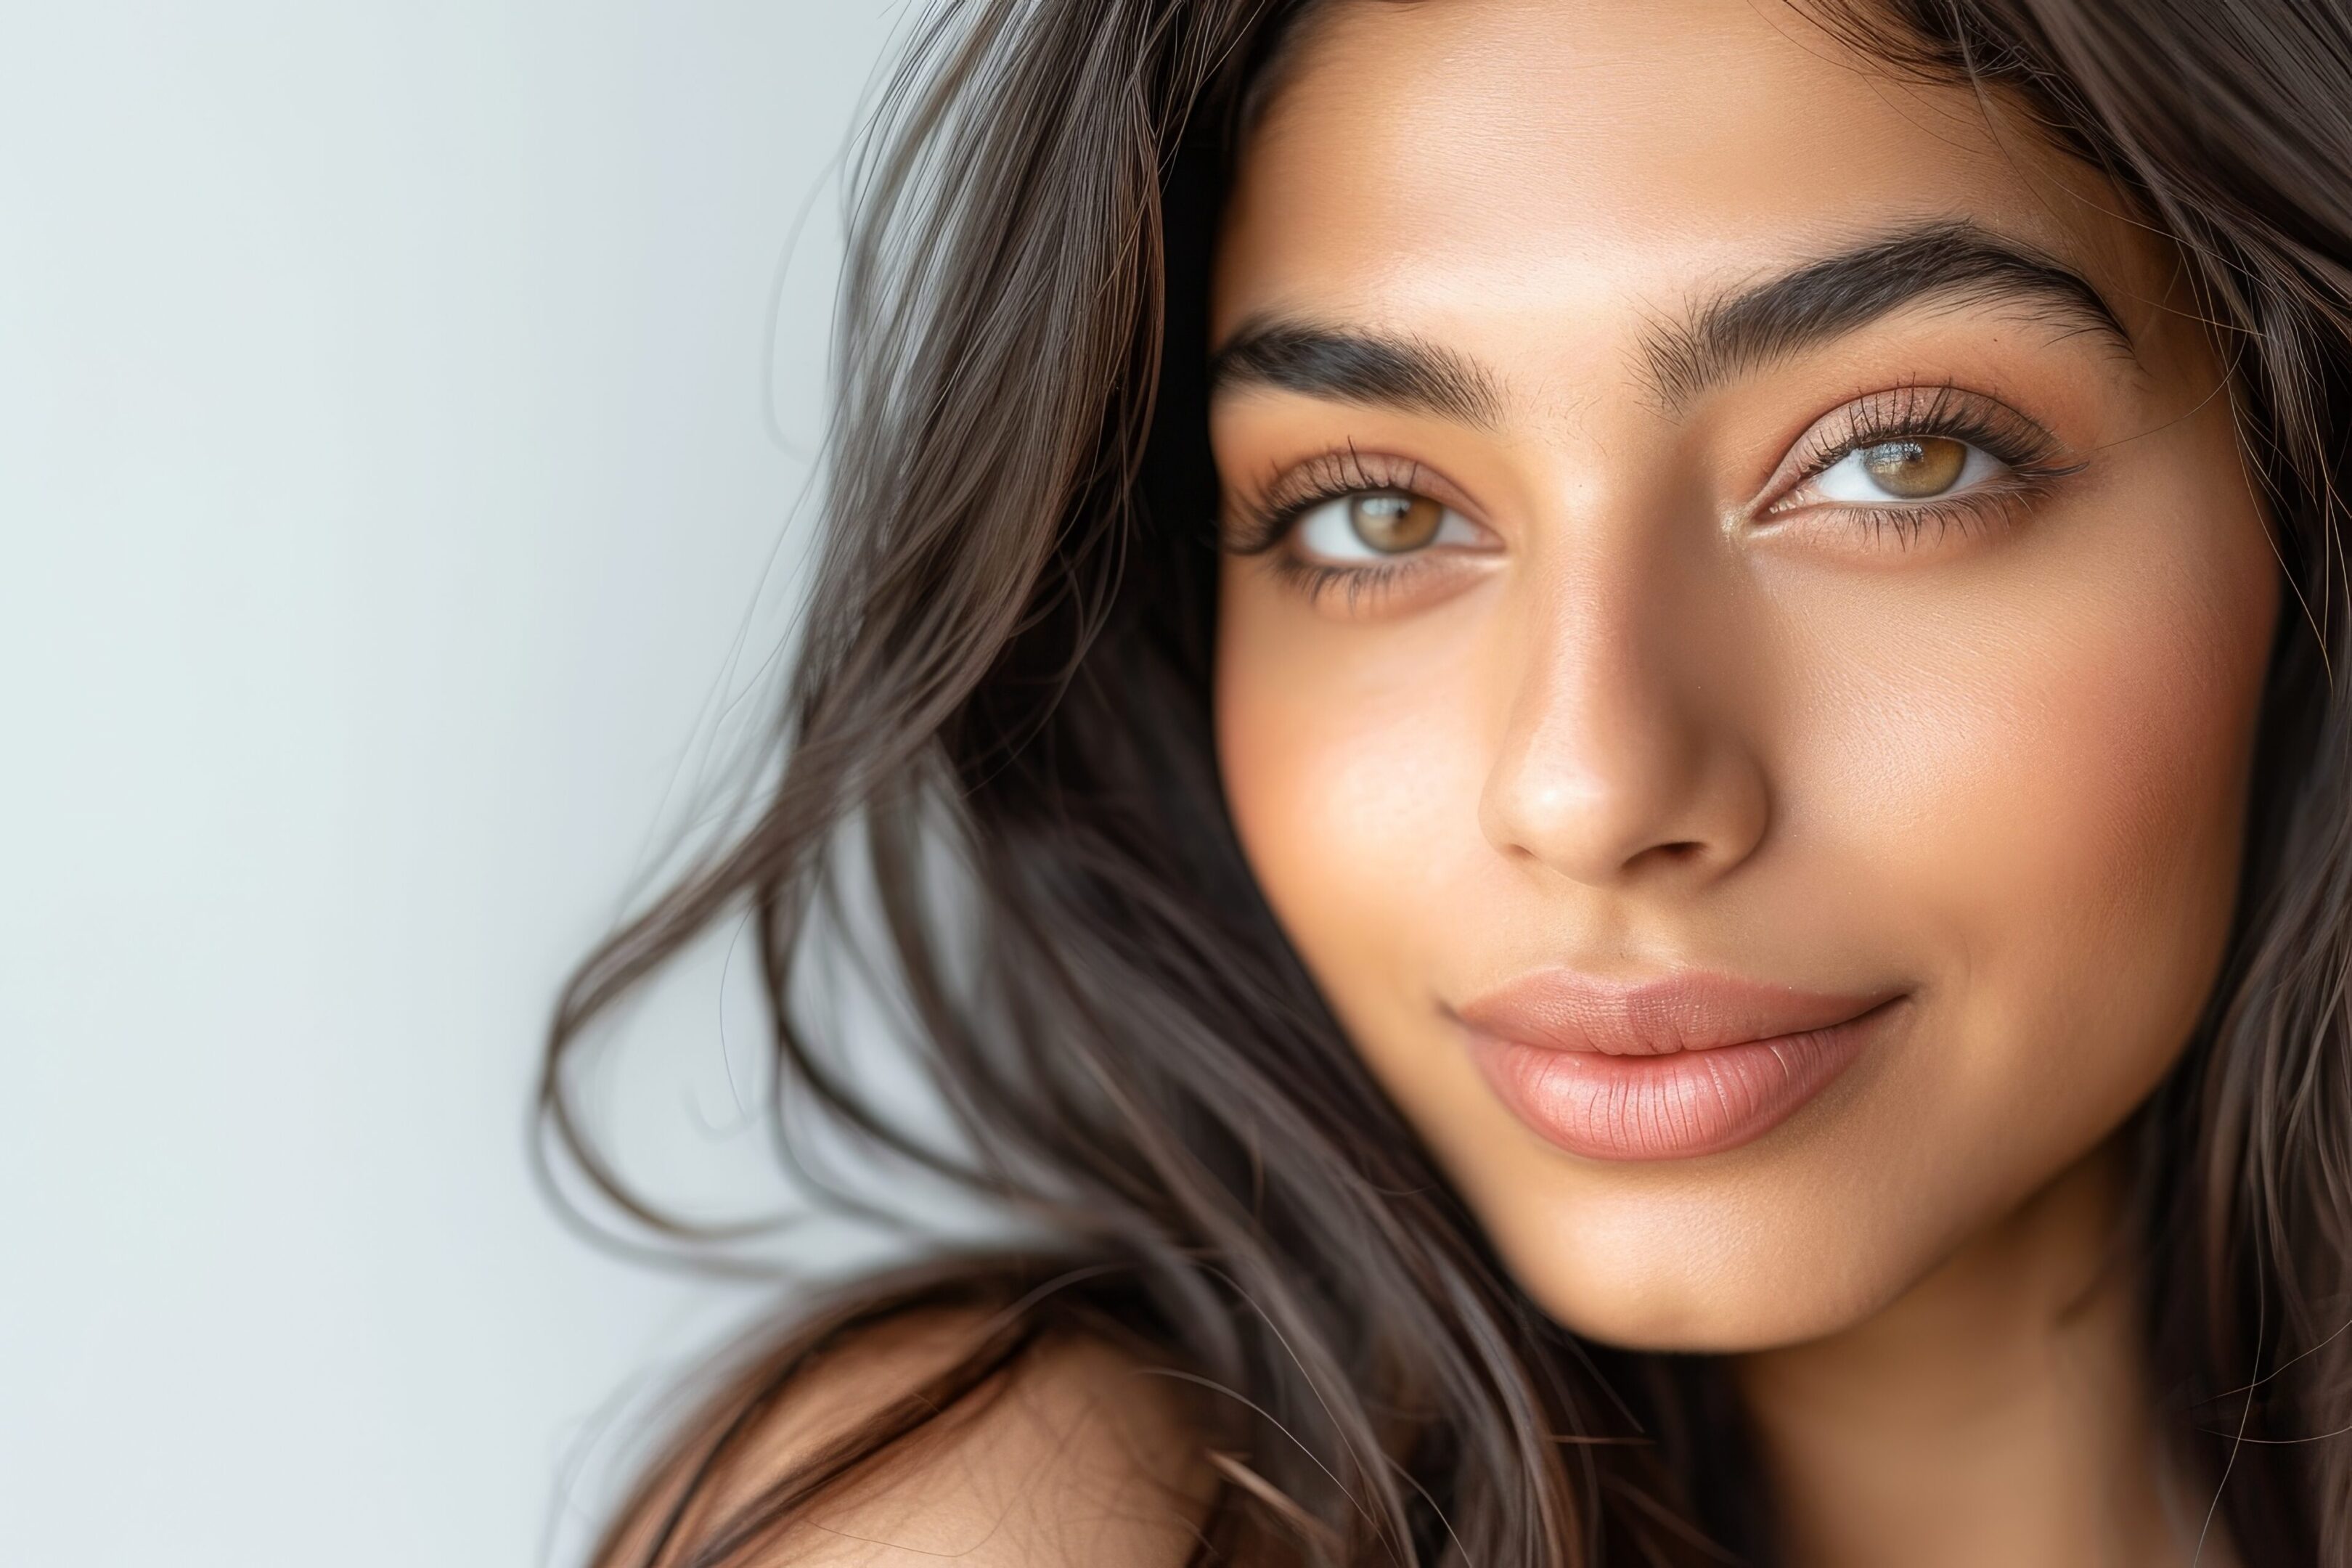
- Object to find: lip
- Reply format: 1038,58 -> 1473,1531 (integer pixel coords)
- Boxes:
1454,970 -> 1905,1161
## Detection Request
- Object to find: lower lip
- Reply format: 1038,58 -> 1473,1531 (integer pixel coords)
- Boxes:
1463,1004 -> 1897,1162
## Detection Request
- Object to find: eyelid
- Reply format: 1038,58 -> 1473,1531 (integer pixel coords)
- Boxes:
1228,445 -> 1493,555
1749,383 -> 2067,516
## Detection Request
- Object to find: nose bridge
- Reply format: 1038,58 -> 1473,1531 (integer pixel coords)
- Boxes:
1478,528 -> 1768,888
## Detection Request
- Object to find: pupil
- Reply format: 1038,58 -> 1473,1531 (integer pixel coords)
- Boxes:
1859,437 -> 1967,499
1349,491 -> 1442,552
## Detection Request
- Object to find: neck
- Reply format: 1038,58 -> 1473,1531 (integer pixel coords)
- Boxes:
1729,1140 -> 2222,1568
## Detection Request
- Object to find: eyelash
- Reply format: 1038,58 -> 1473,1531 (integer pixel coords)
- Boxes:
1227,382 -> 2081,605
1768,380 -> 2081,547
1227,444 -> 1446,608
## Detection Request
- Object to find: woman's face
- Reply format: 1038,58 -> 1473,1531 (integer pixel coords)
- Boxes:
1210,0 -> 2279,1352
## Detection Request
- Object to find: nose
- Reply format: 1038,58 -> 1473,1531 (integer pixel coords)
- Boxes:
1477,578 -> 1771,890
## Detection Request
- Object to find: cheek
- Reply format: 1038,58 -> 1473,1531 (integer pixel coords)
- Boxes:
1792,484 -> 2279,1135
1214,571 -> 1493,1007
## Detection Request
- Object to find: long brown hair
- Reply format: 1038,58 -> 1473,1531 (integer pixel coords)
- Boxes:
544,1 -> 2352,1561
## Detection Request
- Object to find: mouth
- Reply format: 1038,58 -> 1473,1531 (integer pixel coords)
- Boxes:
1452,970 -> 1907,1161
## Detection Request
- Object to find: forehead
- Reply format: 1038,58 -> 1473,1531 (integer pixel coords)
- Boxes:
1214,0 -> 2144,346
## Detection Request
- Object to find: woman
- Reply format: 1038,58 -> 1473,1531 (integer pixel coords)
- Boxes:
546,0 -> 2352,1561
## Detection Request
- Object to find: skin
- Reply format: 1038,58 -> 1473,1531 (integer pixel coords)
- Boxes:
605,1315 -> 1214,1567
1210,0 -> 2279,1561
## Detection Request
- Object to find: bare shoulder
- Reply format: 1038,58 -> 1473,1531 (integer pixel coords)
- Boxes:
608,1307 -> 1217,1568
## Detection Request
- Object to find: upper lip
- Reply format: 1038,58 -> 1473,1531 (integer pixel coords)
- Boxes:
1453,968 -> 1903,1056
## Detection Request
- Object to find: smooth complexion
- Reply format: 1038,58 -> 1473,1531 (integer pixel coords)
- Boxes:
1209,1 -> 2277,1562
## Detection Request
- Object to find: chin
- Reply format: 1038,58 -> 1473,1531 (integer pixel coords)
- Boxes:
1458,1140 -> 2006,1355
1521,1249 -> 1917,1355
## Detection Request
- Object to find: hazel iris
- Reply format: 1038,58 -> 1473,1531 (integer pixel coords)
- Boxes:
1350,491 -> 1445,552
1858,436 -> 1967,499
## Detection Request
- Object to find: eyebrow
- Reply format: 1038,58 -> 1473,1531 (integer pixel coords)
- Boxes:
1208,319 -> 1502,425
1643,219 -> 2133,408
1208,219 -> 2131,425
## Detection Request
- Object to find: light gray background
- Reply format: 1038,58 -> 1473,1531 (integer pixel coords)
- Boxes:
0,4 -> 915,1562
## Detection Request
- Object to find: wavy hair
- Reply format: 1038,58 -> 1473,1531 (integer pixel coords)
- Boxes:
545,0 -> 2352,1561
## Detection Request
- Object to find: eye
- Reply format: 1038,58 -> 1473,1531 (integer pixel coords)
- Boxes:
1752,385 -> 2077,547
1292,489 -> 1479,563
1802,436 -> 2009,506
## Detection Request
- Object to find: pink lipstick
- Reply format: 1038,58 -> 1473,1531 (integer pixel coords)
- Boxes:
1453,970 -> 1903,1161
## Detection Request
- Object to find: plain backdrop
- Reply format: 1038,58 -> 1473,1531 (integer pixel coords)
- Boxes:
0,4 -> 923,1562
